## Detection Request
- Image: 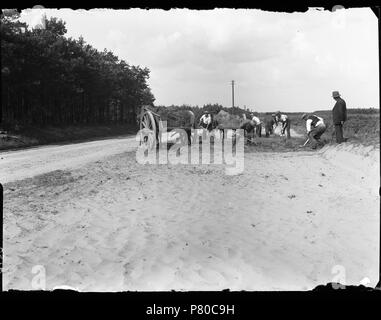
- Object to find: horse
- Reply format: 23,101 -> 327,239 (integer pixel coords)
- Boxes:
213,110 -> 255,143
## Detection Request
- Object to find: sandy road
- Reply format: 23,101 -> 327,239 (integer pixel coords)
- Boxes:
1,136 -> 379,291
0,127 -> 302,184
0,136 -> 138,184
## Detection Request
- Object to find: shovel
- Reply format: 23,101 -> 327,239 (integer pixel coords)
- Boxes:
299,138 -> 310,148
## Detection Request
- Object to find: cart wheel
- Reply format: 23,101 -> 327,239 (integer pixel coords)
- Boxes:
139,109 -> 157,149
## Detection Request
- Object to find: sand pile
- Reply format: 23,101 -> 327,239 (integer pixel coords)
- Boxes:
318,143 -> 379,196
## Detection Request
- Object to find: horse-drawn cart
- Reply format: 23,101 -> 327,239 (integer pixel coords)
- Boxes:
138,106 -> 259,148
138,106 -> 195,148
212,110 -> 257,142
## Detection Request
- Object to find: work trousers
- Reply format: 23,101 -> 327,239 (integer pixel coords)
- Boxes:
308,123 -> 326,148
334,123 -> 344,143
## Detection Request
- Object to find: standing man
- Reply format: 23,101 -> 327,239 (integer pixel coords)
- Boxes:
332,91 -> 347,143
275,111 -> 291,138
271,113 -> 277,126
264,115 -> 275,137
301,113 -> 326,149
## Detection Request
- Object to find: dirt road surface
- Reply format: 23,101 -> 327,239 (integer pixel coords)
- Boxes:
1,135 -> 379,291
0,136 -> 138,183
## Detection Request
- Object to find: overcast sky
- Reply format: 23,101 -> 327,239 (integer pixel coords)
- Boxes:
20,7 -> 379,112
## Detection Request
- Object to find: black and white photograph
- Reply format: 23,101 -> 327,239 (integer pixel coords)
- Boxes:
0,6 -> 379,294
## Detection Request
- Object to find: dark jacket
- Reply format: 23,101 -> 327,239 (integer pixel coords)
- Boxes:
265,117 -> 275,130
332,98 -> 347,124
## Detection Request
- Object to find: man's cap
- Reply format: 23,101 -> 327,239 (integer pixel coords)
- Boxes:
301,113 -> 308,120
332,91 -> 340,98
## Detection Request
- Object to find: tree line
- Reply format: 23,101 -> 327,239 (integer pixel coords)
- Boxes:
1,10 -> 155,129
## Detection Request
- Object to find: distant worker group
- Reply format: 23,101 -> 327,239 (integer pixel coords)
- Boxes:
197,90 -> 347,148
244,112 -> 288,139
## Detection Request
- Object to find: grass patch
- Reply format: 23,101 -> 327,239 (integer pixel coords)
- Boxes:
244,136 -> 309,152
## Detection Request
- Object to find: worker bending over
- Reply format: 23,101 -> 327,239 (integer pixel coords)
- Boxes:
250,113 -> 262,137
301,113 -> 326,149
199,112 -> 212,131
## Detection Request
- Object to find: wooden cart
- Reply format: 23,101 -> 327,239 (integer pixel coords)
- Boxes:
138,106 -> 195,148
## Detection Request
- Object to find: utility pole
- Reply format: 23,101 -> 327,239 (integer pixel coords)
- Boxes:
231,80 -> 235,108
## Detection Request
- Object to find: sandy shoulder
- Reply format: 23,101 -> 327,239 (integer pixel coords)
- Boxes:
2,142 -> 379,291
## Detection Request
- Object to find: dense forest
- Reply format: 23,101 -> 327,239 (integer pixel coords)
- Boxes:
1,10 -> 155,129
